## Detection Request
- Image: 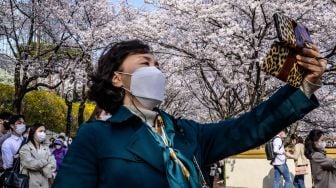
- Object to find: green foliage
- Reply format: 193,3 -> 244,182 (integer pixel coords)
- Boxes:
71,102 -> 96,135
22,90 -> 67,133
18,42 -> 85,60
0,83 -> 14,112
0,83 -> 95,135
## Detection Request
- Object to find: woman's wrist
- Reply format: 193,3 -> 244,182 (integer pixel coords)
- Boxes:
300,79 -> 322,98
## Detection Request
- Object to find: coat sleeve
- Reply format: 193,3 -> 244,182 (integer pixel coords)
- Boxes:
312,152 -> 336,171
42,148 -> 57,178
19,144 -> 48,170
1,140 -> 13,169
189,85 -> 319,165
53,123 -> 98,188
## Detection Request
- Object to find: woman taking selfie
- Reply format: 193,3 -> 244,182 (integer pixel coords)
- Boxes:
54,40 -> 326,188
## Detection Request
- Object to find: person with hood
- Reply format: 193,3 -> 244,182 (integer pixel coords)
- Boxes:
52,139 -> 67,172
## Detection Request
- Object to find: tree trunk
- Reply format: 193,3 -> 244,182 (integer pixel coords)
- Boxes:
13,87 -> 24,114
77,85 -> 86,126
13,60 -> 22,114
78,99 -> 86,126
65,101 -> 73,137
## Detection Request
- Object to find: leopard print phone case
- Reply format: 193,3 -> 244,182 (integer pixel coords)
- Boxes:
273,13 -> 313,48
262,42 -> 306,87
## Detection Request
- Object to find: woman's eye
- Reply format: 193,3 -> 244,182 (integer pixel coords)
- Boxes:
141,62 -> 149,65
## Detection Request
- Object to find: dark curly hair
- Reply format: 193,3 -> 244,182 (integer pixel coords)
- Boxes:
0,112 -> 13,130
87,40 -> 151,114
304,129 -> 324,159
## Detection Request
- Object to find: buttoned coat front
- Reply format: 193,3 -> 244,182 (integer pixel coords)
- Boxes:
53,85 -> 319,188
20,142 -> 56,188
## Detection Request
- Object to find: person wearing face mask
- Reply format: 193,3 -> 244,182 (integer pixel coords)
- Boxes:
19,123 -> 56,188
1,115 -> 26,171
52,139 -> 67,172
304,129 -> 336,188
22,126 -> 30,139
89,106 -> 112,121
271,129 -> 291,188
53,40 -> 326,188
0,112 -> 12,186
0,112 -> 12,147
67,137 -> 73,146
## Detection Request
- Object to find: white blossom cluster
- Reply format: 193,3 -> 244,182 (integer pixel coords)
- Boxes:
0,0 -> 335,132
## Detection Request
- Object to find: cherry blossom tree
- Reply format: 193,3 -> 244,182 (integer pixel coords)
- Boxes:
0,0 -> 77,113
120,0 -> 336,131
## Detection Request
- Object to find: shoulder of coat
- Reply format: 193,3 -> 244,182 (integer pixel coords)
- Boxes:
311,151 -> 325,159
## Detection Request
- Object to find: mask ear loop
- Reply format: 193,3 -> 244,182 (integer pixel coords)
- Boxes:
117,74 -> 148,123
130,94 -> 147,123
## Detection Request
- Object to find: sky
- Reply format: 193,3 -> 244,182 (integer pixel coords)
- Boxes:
111,0 -> 155,10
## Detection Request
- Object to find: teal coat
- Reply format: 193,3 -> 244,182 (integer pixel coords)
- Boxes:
53,85 -> 318,188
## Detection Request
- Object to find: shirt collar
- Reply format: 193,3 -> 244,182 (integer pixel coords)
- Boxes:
10,134 -> 23,141
105,106 -> 174,133
106,106 -> 160,125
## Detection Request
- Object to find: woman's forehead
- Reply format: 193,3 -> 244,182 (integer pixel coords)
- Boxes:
121,53 -> 157,68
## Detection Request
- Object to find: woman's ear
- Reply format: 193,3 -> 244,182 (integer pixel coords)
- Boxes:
112,73 -> 123,87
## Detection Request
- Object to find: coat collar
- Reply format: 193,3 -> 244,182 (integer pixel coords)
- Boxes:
26,142 -> 49,157
106,106 -> 170,173
106,106 -> 183,173
106,106 -> 174,127
126,124 -> 164,173
106,106 -> 134,124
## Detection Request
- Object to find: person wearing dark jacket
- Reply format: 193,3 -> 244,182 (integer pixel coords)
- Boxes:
53,40 -> 326,188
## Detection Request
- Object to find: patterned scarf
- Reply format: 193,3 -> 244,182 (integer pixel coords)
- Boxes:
125,105 -> 200,188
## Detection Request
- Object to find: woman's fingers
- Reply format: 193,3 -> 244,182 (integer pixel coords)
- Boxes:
301,48 -> 320,58
297,61 -> 322,73
296,57 -> 327,79
304,43 -> 320,51
295,44 -> 327,83
296,55 -> 319,65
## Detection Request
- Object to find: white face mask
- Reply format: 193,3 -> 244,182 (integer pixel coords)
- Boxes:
15,124 -> 26,135
36,132 -> 46,142
119,67 -> 166,110
318,141 -> 327,149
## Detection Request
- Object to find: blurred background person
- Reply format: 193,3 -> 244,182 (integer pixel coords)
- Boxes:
287,135 -> 309,188
0,112 -> 12,186
52,139 -> 67,173
305,129 -> 336,188
19,123 -> 56,188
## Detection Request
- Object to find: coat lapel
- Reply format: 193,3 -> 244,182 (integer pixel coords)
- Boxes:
27,142 -> 38,158
27,142 -> 49,159
126,123 -> 164,173
108,106 -> 165,173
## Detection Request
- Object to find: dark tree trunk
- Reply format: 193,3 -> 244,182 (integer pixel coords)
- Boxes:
78,99 -> 86,126
65,101 -> 73,137
13,87 -> 24,114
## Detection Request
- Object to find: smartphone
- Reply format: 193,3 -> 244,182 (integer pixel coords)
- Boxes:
273,13 -> 312,48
